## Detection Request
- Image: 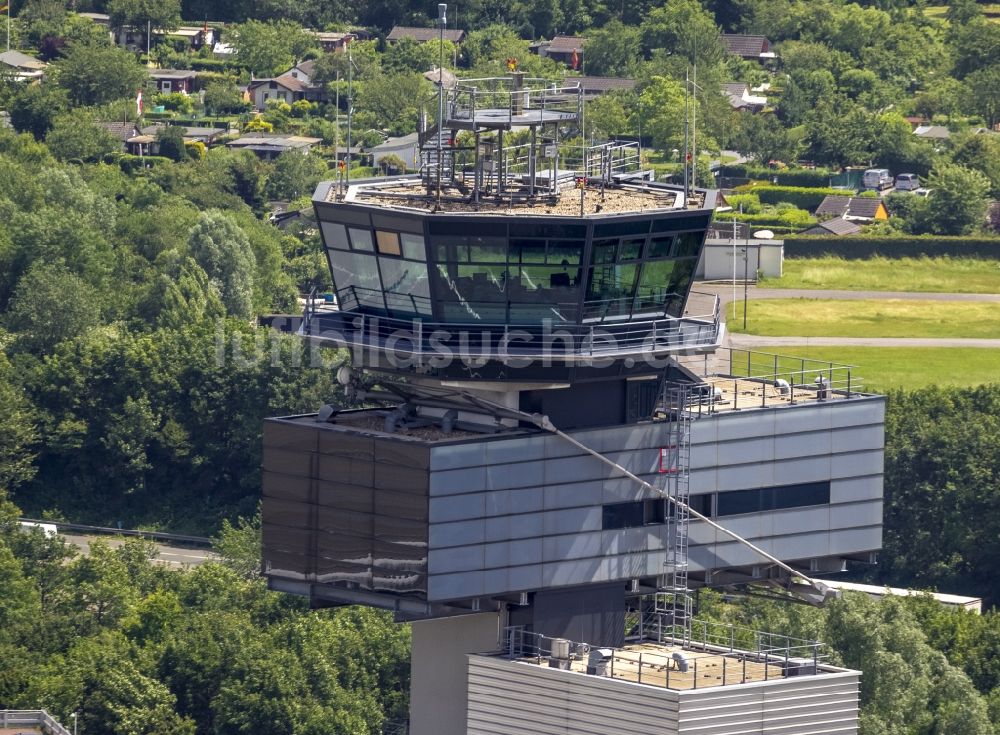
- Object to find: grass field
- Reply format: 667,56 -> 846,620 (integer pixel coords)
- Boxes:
925,4 -> 1000,21
758,256 -> 1000,294
728,298 -> 1000,338
753,346 -> 1000,391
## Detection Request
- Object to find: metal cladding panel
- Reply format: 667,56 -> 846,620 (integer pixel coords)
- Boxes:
261,417 -> 431,598
677,673 -> 859,735
467,655 -> 680,735
421,396 -> 883,601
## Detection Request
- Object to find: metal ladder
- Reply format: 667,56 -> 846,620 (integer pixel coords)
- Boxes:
657,384 -> 693,643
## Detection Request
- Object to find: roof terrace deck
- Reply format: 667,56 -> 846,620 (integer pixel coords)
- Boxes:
501,617 -> 839,693
324,178 -> 705,215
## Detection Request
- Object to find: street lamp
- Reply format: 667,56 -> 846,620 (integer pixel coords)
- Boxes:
70,712 -> 78,735
436,3 -> 447,207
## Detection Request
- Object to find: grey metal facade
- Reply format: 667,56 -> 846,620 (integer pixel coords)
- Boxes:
262,394 -> 884,606
466,654 -> 860,735
426,396 -> 883,601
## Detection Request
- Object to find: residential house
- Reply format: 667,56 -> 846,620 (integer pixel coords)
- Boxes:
423,66 -> 458,89
531,35 -> 587,67
159,26 -> 216,50
800,217 -> 863,236
720,34 -> 775,61
815,195 -> 889,222
386,26 -> 466,44
368,132 -> 420,172
0,50 -> 48,81
722,82 -> 767,111
564,76 -> 636,97
226,134 -> 322,160
149,69 -> 196,94
913,124 -> 950,141
126,124 -> 229,155
248,60 -> 326,109
312,30 -> 355,52
98,122 -> 142,152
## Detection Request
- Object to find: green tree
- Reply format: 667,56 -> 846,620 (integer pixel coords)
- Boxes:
9,83 -> 70,140
156,126 -> 186,162
640,0 -> 723,66
45,112 -> 121,163
582,20 -> 640,77
187,211 -> 257,319
963,65 -> 1000,129
637,76 -> 687,152
230,20 -> 316,77
52,43 -> 147,107
265,151 -> 330,201
586,91 -> 632,141
5,260 -> 102,353
731,111 -> 797,165
950,133 -> 1000,199
356,72 -> 428,136
107,0 -> 182,49
202,80 -> 247,115
0,357 -> 38,493
919,164 -> 991,235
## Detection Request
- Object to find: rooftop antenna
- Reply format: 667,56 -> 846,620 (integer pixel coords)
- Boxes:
346,39 -> 353,187
437,3 -> 447,209
691,61 -> 697,190
683,69 -> 690,202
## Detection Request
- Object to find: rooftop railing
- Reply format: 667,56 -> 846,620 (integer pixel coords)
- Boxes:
301,289 -> 722,362
502,618 -> 829,691
672,347 -> 865,414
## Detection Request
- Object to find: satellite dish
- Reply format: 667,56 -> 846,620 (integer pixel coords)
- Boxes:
753,229 -> 775,240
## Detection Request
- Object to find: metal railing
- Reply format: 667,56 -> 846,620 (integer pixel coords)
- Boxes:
0,710 -> 73,735
503,618 -> 828,691
449,77 -> 582,125
302,294 -> 722,361
675,347 -> 864,414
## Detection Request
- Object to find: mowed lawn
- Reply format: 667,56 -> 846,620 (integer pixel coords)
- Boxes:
728,299 -> 1000,338
754,346 -> 1000,391
759,256 -> 1000,294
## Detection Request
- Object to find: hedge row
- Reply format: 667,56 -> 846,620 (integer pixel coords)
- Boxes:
783,236 -> 1000,259
718,164 -> 833,188
747,185 -> 844,211
119,155 -> 174,174
715,210 -> 816,228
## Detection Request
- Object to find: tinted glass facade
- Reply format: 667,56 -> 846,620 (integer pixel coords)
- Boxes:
315,204 -> 710,326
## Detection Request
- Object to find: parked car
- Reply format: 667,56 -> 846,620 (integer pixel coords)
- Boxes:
895,173 -> 920,191
863,168 -> 893,190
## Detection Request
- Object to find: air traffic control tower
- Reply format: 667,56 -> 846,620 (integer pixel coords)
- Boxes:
261,68 -> 883,735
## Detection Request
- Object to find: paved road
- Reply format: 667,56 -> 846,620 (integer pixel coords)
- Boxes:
728,335 -> 1000,348
62,533 -> 218,568
701,283 -> 1000,306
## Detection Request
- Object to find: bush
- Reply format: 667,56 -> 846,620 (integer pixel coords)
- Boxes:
189,58 -> 230,71
725,193 -> 761,214
718,164 -> 833,188
119,155 -> 173,174
715,209 -> 816,229
783,236 -> 1000,259
739,185 -> 845,211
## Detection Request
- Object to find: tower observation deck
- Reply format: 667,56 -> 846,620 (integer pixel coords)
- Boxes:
261,67 -> 882,735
